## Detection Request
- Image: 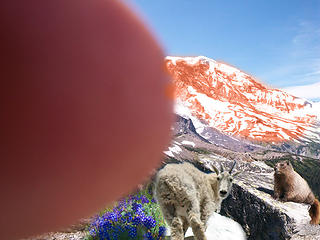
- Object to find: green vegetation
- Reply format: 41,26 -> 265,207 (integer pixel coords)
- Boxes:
184,146 -> 211,155
86,188 -> 167,240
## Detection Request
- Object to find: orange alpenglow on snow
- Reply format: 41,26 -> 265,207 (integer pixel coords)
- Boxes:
165,56 -> 318,143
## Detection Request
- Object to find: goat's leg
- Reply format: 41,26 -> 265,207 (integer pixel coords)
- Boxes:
187,205 -> 207,240
170,217 -> 184,240
158,203 -> 184,240
159,202 -> 175,225
200,201 -> 214,231
159,203 -> 176,232
182,216 -> 189,236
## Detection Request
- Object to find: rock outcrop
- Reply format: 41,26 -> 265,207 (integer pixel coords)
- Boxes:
199,155 -> 320,240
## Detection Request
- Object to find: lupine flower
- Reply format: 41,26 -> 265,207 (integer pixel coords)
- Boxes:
88,191 -> 166,240
143,216 -> 156,229
132,202 -> 143,211
132,216 -> 141,226
159,226 -> 166,237
128,226 -> 137,238
144,232 -> 154,240
141,195 -> 149,204
107,212 -> 118,222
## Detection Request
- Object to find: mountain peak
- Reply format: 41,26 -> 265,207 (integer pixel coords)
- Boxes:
165,56 -> 319,143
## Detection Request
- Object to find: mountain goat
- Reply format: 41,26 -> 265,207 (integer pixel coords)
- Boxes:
155,161 -> 239,240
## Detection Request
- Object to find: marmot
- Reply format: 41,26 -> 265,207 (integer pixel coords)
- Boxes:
274,160 -> 320,224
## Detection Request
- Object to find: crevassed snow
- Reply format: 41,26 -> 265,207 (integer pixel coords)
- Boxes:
175,99 -> 208,136
163,150 -> 174,158
284,81 -> 320,100
169,56 -> 320,143
310,101 -> 320,119
163,144 -> 182,158
166,56 -> 213,66
216,61 -> 241,76
169,145 -> 182,154
188,86 -> 231,113
181,140 -> 195,147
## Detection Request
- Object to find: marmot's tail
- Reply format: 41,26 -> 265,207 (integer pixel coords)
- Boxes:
309,198 -> 320,225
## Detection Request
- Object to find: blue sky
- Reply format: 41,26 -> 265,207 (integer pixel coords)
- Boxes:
128,0 -> 320,97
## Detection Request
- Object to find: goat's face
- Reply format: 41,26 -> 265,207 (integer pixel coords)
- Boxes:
216,172 -> 233,199
210,161 -> 240,199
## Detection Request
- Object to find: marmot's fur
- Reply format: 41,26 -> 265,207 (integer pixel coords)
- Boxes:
274,160 -> 320,225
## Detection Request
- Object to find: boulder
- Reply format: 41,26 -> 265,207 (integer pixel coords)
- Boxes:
166,212 -> 246,240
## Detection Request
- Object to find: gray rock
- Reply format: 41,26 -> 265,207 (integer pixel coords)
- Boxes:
173,114 -> 263,153
21,231 -> 87,240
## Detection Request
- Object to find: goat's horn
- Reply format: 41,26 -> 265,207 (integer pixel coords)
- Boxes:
220,163 -> 224,172
211,164 -> 219,175
229,161 -> 236,174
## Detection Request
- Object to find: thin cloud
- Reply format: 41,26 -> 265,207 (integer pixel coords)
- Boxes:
291,21 -> 320,53
261,21 -> 320,88
296,58 -> 320,79
301,70 -> 320,77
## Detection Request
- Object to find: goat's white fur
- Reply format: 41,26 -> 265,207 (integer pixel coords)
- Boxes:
155,162 -> 238,240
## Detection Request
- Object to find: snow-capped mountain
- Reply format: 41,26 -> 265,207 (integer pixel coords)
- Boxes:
165,56 -> 320,143
310,101 -> 320,119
